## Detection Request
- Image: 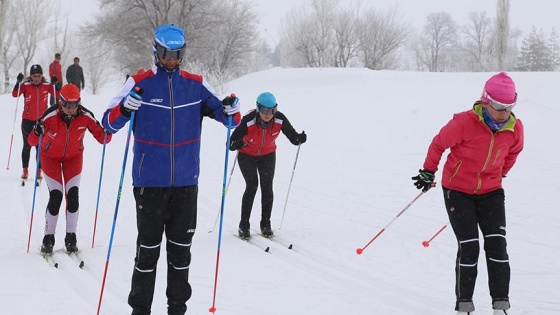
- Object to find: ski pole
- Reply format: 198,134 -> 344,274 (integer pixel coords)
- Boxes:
26,134 -> 42,253
91,132 -> 108,248
209,94 -> 236,314
278,143 -> 302,230
6,83 -> 23,170
422,223 -> 448,248
97,87 -> 142,315
356,190 -> 426,255
209,150 -> 238,233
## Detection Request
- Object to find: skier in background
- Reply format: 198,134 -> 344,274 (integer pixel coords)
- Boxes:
229,92 -> 306,239
12,64 -> 59,184
102,24 -> 240,315
411,72 -> 524,315
28,84 -> 111,254
49,53 -> 63,105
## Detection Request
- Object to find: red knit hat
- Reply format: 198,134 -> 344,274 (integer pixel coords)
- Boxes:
60,84 -> 81,103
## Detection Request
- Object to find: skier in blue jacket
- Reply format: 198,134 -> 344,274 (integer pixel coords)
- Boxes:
102,24 -> 241,315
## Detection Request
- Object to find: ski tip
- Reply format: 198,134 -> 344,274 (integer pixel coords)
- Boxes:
79,261 -> 85,269
54,262 -> 59,268
264,247 -> 270,253
288,244 -> 293,250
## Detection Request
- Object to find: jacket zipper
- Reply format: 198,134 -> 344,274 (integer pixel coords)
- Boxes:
168,74 -> 175,186
474,129 -> 495,194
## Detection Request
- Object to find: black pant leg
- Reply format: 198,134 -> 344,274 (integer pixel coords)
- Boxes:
165,186 -> 198,315
129,187 -> 167,315
21,119 -> 35,168
238,153 -> 259,225
477,188 -> 510,302
443,188 -> 480,303
257,152 -> 276,221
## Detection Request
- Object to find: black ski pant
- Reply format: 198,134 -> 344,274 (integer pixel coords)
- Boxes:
128,186 -> 197,315
21,119 -> 37,169
238,152 -> 275,229
443,187 -> 510,307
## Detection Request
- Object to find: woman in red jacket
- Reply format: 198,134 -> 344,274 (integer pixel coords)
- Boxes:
28,84 -> 111,254
12,64 -> 59,182
412,72 -> 524,315
229,92 -> 306,239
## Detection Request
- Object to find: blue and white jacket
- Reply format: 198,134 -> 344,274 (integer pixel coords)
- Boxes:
102,65 -> 240,187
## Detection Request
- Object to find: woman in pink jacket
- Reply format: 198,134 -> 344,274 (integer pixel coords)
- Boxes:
412,72 -> 524,315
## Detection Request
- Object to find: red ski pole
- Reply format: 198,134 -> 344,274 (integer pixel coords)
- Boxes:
422,223 -> 448,247
356,191 -> 426,255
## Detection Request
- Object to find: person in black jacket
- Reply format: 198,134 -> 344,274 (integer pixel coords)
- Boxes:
66,57 -> 84,90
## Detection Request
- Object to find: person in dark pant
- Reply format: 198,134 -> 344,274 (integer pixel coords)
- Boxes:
102,24 -> 240,315
66,57 -> 84,90
49,53 -> 63,105
229,92 -> 306,239
412,72 -> 524,315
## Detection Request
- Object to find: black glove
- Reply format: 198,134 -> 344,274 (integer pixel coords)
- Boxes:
230,139 -> 247,151
412,169 -> 435,192
297,131 -> 307,144
17,73 -> 24,82
51,75 -> 58,85
33,121 -> 45,136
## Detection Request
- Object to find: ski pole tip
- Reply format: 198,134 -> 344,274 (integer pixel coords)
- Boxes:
209,306 -> 216,313
356,248 -> 363,255
422,241 -> 430,247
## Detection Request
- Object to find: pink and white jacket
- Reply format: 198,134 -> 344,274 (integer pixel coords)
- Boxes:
423,103 -> 524,195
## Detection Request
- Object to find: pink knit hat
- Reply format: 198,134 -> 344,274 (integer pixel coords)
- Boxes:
481,72 -> 517,105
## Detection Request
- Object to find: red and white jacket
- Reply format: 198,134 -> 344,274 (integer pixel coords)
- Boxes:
12,81 -> 58,121
230,110 -> 301,157
423,104 -> 524,195
27,105 -> 111,160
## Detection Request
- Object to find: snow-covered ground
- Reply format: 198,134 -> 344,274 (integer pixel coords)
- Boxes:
0,68 -> 558,314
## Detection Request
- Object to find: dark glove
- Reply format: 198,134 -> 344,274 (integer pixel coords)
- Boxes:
297,131 -> 307,144
412,169 -> 435,192
51,75 -> 58,85
222,94 -> 240,116
17,73 -> 24,82
33,121 -> 45,136
230,139 -> 247,151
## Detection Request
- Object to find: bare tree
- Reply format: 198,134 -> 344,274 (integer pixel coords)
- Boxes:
332,9 -> 360,67
279,0 -> 339,67
83,0 -> 259,80
496,0 -> 510,70
462,11 -> 494,71
355,7 -> 408,70
15,0 -> 50,76
420,12 -> 457,72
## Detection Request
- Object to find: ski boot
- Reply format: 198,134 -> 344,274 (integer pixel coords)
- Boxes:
65,233 -> 78,253
238,220 -> 251,240
492,300 -> 510,315
21,168 -> 29,180
41,234 -> 55,254
260,219 -> 274,238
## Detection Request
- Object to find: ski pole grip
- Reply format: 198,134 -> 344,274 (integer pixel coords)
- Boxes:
130,87 -> 144,100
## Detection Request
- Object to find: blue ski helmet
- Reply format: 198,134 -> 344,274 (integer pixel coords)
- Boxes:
154,24 -> 185,50
256,92 -> 277,113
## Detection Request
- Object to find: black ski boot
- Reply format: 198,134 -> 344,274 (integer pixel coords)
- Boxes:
41,234 -> 55,254
65,233 -> 78,253
260,219 -> 274,238
238,220 -> 251,240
